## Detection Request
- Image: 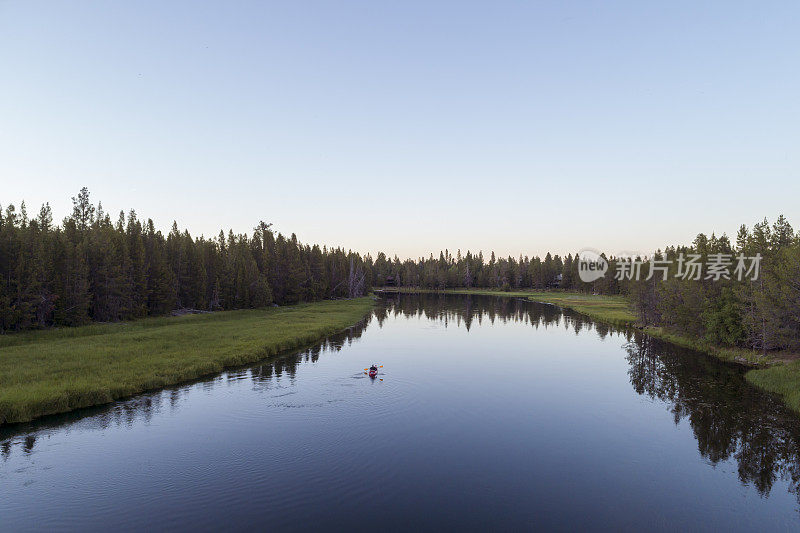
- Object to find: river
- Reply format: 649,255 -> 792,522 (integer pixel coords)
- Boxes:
2,293 -> 800,531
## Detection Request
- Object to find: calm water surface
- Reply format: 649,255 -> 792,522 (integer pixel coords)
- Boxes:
3,294 -> 800,531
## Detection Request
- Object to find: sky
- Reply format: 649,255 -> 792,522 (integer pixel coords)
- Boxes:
1,1 -> 798,259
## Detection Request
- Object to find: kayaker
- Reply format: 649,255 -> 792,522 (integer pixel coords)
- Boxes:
369,364 -> 378,373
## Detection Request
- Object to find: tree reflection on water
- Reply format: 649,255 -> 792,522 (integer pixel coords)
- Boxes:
4,292 -> 800,506
381,292 -> 800,503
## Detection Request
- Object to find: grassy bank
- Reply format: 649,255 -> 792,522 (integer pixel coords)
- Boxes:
746,364 -> 800,413
638,326 -> 764,365
0,298 -> 375,425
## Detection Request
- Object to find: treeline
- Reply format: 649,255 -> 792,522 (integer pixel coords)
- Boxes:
625,216 -> 800,353
370,216 -> 799,354
3,189 -> 798,355
0,188 -> 371,331
371,250 -> 585,292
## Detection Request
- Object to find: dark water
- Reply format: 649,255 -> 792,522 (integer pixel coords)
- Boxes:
3,294 -> 800,531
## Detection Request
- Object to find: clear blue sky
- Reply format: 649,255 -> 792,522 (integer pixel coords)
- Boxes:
1,1 -> 798,258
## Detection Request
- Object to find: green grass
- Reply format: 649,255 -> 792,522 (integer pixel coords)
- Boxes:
746,362 -> 800,414
0,298 -> 375,425
524,292 -> 635,327
640,326 -> 765,365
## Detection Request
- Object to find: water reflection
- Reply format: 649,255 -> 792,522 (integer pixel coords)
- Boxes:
3,293 -> 800,509
0,316 -> 372,456
376,292 -> 568,332
380,293 -> 800,504
625,333 -> 800,500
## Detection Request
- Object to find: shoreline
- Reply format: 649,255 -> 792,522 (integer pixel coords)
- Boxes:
374,287 -> 764,363
0,297 -> 376,426
375,287 -> 800,414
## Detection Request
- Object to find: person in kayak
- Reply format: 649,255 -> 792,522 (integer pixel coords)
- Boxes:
369,364 -> 378,376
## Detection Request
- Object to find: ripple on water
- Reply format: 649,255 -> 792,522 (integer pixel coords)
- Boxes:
7,294 -> 800,531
